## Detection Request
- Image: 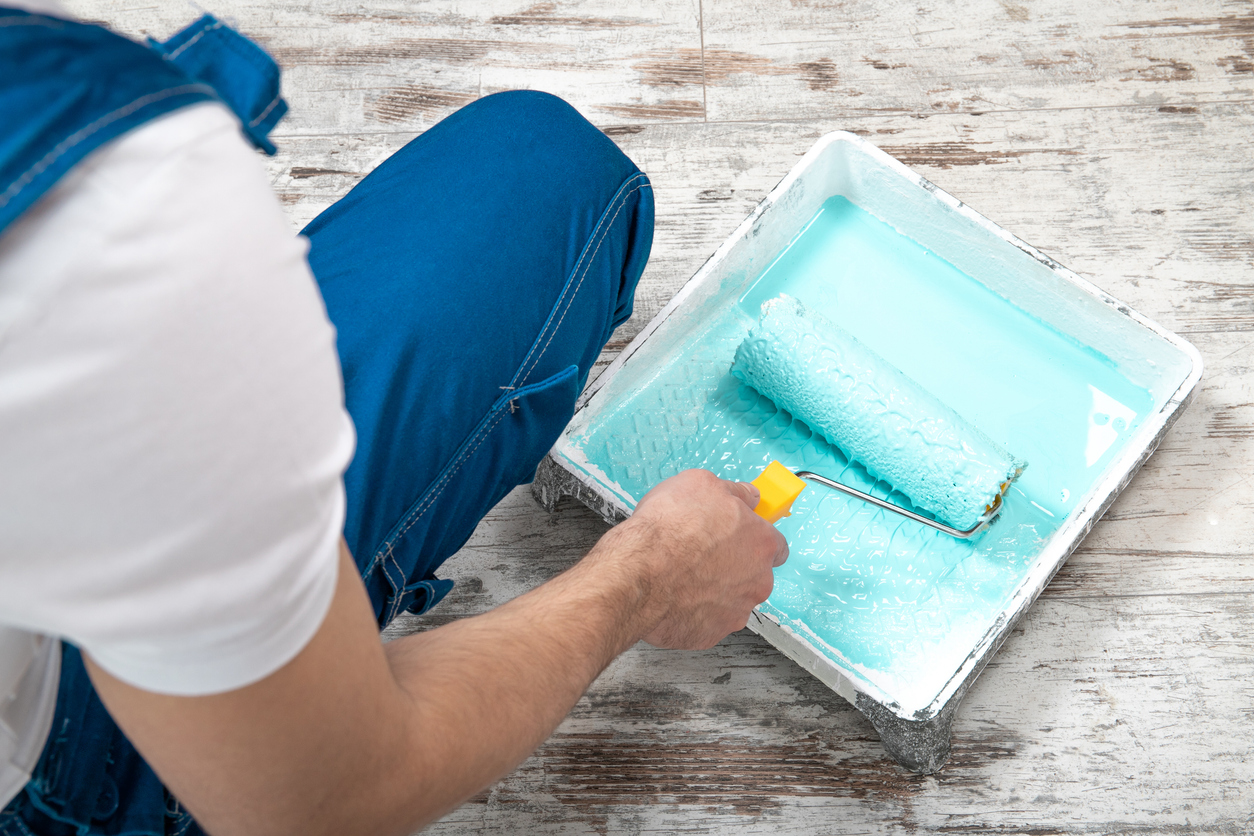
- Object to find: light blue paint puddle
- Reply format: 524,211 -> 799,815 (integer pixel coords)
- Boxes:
570,197 -> 1153,707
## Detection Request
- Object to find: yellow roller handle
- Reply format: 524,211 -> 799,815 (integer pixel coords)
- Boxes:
750,461 -> 807,524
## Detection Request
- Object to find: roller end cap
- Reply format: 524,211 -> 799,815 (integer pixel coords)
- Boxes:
751,461 -> 807,524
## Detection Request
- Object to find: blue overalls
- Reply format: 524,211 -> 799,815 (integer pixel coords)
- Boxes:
0,10 -> 653,834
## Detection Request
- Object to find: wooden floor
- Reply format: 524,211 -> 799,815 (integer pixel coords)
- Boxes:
74,0 -> 1254,831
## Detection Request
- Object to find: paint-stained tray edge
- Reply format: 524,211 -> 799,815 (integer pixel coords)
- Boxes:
546,130 -> 1205,727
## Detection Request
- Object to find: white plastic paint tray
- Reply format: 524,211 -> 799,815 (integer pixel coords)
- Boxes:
532,131 -> 1203,772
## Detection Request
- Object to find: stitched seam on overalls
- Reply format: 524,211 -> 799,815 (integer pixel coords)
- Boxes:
374,173 -> 640,566
169,20 -> 284,131
383,544 -> 410,622
0,16 -> 65,28
381,172 -> 645,546
365,171 -> 645,581
379,406 -> 511,621
0,814 -> 35,836
508,171 -> 649,390
0,84 -> 213,209
383,406 -> 508,553
195,19 -> 272,73
171,812 -> 195,836
368,171 -> 649,613
248,93 -> 282,128
164,19 -> 222,60
510,173 -> 649,388
519,179 -> 651,386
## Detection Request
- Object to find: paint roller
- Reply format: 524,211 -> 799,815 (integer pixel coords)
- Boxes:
736,296 -> 1024,538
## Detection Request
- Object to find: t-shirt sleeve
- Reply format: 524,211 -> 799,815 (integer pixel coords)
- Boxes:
0,103 -> 355,696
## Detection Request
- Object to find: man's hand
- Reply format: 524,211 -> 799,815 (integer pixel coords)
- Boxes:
594,469 -> 788,650
85,469 -> 787,836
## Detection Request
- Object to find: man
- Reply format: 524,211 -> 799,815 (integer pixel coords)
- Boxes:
0,7 -> 787,835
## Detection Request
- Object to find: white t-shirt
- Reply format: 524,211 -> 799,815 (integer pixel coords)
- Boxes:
0,96 -> 355,807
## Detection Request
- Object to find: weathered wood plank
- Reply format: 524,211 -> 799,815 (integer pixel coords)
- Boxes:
256,103 -> 1254,339
700,0 -> 1254,121
70,0 -> 1254,132
67,0 -> 708,133
248,102 -> 1254,835
60,0 -> 1254,830
375,90 -> 1250,836
393,491 -> 1254,834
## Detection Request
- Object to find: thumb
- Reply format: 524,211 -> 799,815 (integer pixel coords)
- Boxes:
724,479 -> 761,510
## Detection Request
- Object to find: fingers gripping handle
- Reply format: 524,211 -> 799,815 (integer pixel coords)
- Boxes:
750,461 -> 807,524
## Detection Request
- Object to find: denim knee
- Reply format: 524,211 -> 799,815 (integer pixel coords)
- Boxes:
430,89 -> 652,334
306,87 -> 654,624
459,90 -> 623,170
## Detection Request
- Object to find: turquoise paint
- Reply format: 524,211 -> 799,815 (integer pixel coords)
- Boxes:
570,197 -> 1153,707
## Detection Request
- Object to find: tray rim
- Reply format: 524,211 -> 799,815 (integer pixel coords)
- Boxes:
553,129 -> 1205,723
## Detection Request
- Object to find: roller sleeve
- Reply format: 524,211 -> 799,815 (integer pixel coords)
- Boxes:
731,295 -> 1024,531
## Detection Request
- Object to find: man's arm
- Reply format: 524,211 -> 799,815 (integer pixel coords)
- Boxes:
85,469 -> 788,836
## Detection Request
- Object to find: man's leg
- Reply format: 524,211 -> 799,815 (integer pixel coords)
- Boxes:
304,90 -> 654,627
3,91 -> 650,836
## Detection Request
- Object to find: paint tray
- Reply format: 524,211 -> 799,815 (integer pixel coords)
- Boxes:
532,132 -> 1202,772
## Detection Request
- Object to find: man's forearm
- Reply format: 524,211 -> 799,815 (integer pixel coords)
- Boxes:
87,471 -> 784,836
90,527 -> 672,836
380,523 -> 663,827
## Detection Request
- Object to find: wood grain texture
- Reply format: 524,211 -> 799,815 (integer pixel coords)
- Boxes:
700,0 -> 1254,121
66,0 -> 1254,831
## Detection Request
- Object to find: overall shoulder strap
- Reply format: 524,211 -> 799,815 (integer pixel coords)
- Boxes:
0,9 -> 288,236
